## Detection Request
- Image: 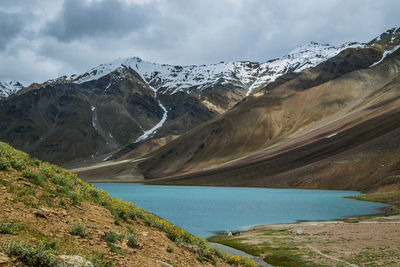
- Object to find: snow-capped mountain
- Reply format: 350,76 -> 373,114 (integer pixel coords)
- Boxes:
0,80 -> 23,98
369,27 -> 400,67
2,27 -> 398,165
51,41 -> 363,97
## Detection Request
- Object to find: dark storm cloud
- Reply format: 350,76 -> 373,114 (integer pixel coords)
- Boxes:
0,10 -> 27,50
44,0 -> 152,41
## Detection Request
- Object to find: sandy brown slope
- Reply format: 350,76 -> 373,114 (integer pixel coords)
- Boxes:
137,46 -> 396,178
134,48 -> 400,192
0,142 -> 257,267
146,99 -> 400,192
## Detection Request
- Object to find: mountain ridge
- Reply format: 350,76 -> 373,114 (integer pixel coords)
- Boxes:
27,41 -> 363,99
0,80 -> 24,98
134,27 -> 400,191
1,27 -> 400,174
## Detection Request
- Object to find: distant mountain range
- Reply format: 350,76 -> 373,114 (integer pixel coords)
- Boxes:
1,27 -> 400,193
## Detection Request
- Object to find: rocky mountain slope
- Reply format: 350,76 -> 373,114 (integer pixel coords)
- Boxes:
0,81 -> 23,98
135,27 -> 400,192
32,40 -> 361,100
0,141 -> 257,266
0,67 -> 219,164
0,35 -> 365,166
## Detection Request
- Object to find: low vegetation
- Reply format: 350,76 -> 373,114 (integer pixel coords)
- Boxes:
166,245 -> 174,253
208,229 -> 320,267
69,221 -> 87,238
2,239 -> 60,267
22,170 -> 45,185
0,222 -> 20,234
346,190 -> 400,215
0,141 -> 259,266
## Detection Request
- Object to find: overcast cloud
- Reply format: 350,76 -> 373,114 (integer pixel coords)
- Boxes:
0,0 -> 399,84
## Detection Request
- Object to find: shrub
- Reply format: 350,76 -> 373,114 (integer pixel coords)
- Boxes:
42,240 -> 58,250
56,186 -> 68,195
0,160 -> 10,171
126,226 -> 135,234
59,199 -> 67,208
67,192 -> 81,205
209,246 -> 228,260
69,222 -> 87,238
126,233 -> 140,248
110,206 -> 137,222
114,218 -> 122,226
87,251 -> 113,267
89,189 -> 100,199
10,159 -> 26,170
105,230 -> 123,244
108,243 -> 120,254
0,179 -> 10,186
22,170 -> 45,185
2,240 -> 59,267
0,222 -> 20,234
197,247 -> 216,264
104,230 -> 124,254
29,158 -> 41,167
166,245 -> 174,253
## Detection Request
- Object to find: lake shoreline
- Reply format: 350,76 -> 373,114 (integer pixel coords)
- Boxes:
93,183 -> 395,266
208,212 -> 400,266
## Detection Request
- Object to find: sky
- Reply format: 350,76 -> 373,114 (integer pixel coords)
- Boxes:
0,0 -> 399,84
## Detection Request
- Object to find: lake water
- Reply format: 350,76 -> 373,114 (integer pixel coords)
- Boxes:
93,183 -> 387,237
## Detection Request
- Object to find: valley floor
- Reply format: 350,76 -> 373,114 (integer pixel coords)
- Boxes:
70,158 -> 146,183
209,214 -> 400,267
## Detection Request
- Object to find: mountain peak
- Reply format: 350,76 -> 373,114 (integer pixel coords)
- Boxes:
128,56 -> 143,62
0,80 -> 24,98
370,26 -> 400,48
35,28 -> 400,98
58,39 -> 361,97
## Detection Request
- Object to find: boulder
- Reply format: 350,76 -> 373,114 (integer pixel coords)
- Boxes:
156,260 -> 173,267
58,255 -> 93,267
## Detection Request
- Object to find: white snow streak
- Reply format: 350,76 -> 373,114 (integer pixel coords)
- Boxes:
325,133 -> 337,138
104,81 -> 112,92
370,45 -> 400,67
135,101 -> 168,143
91,106 -> 97,130
103,155 -> 113,161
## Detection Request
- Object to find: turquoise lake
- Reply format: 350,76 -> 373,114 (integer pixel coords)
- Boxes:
93,183 -> 387,237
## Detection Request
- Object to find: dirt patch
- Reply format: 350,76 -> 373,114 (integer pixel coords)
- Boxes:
218,217 -> 400,266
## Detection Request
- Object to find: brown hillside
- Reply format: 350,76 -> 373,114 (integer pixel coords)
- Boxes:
138,48 -> 399,179
0,142 -> 257,267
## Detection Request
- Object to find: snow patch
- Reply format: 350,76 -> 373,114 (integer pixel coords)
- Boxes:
103,155 -> 113,161
246,42 -> 362,96
92,119 -> 97,130
104,81 -> 112,92
0,80 -> 24,98
325,133 -> 337,138
370,45 -> 400,67
62,41 -> 365,98
135,101 -> 168,143
91,105 -> 97,130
